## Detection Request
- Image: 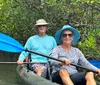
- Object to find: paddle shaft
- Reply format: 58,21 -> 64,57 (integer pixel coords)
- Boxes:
0,62 -> 46,64
26,49 -> 98,74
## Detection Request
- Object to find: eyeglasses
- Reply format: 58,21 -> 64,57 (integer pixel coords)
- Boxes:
62,34 -> 73,38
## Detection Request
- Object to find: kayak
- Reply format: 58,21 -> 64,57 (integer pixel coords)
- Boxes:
16,62 -> 100,85
16,65 -> 59,85
89,60 -> 100,68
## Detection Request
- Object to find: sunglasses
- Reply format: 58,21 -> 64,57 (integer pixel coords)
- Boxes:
62,34 -> 73,38
38,25 -> 46,27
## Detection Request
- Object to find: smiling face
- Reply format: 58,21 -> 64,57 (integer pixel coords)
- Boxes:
38,25 -> 47,34
61,30 -> 74,45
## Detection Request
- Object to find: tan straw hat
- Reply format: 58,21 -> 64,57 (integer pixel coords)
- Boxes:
35,19 -> 49,26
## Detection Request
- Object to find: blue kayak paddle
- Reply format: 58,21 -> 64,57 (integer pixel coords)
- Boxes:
0,33 -> 24,52
0,33 -> 98,73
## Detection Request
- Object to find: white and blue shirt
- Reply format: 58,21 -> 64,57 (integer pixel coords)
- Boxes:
51,45 -> 98,75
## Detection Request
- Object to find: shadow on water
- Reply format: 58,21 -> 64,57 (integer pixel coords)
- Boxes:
0,51 -> 23,85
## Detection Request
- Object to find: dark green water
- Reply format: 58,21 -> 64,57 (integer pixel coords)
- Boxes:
0,52 -> 20,85
0,64 -> 19,85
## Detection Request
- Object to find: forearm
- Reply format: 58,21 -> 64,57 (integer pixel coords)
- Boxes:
18,51 -> 29,61
79,59 -> 98,72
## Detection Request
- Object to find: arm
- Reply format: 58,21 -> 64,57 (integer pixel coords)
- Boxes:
52,37 -> 57,48
50,47 -> 61,66
17,37 -> 32,64
50,47 -> 71,66
78,49 -> 98,72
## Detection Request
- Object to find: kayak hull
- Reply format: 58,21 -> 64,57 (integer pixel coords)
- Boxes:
16,65 -> 59,85
16,65 -> 100,85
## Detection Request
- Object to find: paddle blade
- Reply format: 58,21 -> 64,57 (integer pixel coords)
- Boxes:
0,33 -> 25,52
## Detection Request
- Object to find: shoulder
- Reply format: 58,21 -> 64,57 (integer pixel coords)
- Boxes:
71,47 -> 81,52
52,45 -> 61,51
71,47 -> 83,56
28,35 -> 37,40
46,35 -> 56,40
46,35 -> 54,38
26,35 -> 37,42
